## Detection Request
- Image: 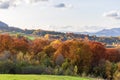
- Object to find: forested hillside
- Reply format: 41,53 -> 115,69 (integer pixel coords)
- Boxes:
0,25 -> 120,45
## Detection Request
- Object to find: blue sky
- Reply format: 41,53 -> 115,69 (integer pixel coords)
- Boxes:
0,0 -> 120,32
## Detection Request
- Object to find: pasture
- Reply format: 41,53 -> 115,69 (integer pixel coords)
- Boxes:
0,75 -> 92,80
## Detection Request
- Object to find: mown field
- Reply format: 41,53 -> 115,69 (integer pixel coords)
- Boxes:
0,75 -> 93,80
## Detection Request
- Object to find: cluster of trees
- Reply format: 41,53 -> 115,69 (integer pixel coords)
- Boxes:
0,34 -> 120,79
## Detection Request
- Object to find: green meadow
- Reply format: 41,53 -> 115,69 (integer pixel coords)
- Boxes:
0,75 -> 92,80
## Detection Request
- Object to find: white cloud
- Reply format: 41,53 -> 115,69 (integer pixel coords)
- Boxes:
24,0 -> 48,4
103,10 -> 120,20
0,1 -> 10,9
0,0 -> 48,9
0,0 -> 72,9
83,26 -> 104,32
54,3 -> 72,8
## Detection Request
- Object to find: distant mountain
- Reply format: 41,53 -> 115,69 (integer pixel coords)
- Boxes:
75,28 -> 120,37
92,28 -> 120,36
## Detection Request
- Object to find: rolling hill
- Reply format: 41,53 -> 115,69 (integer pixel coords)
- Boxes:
0,21 -> 63,36
1,21 -> 120,37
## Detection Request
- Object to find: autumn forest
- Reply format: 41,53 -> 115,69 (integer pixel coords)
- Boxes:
0,34 -> 120,79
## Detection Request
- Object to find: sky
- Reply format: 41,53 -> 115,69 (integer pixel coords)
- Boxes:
0,0 -> 120,32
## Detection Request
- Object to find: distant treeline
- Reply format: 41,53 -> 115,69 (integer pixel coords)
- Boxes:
0,26 -> 120,45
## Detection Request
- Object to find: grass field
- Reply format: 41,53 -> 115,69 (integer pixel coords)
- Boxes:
0,75 -> 92,80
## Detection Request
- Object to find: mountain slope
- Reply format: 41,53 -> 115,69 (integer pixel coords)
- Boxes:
0,21 -> 25,33
94,28 -> 120,36
0,21 -> 9,30
0,21 -> 64,36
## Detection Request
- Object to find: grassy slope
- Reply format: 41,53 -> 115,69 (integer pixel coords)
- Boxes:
10,32 -> 36,40
0,75 -> 92,80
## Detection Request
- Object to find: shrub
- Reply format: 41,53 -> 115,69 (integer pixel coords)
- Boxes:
44,66 -> 54,74
105,60 -> 112,79
54,66 -> 64,75
0,61 -> 14,73
64,68 -> 73,75
74,65 -> 78,75
113,71 -> 120,80
113,62 -> 120,80
21,65 -> 45,74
